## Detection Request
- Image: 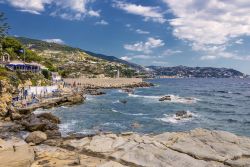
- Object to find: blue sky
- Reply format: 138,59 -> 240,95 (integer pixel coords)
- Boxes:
1,0 -> 250,74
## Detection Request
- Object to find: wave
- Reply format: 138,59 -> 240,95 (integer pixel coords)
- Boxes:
128,94 -> 200,104
111,109 -> 148,116
128,94 -> 161,99
59,120 -> 78,136
101,122 -> 126,129
156,111 -> 197,124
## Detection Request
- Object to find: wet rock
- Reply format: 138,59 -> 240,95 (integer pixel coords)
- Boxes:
21,114 -> 59,132
65,93 -> 85,105
159,95 -> 171,101
0,137 -> 34,167
25,131 -> 47,144
175,111 -> 192,120
86,89 -> 106,96
119,100 -> 127,104
37,113 -> 61,124
121,88 -> 134,94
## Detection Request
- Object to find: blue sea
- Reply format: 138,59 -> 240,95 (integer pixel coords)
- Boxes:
35,78 -> 250,137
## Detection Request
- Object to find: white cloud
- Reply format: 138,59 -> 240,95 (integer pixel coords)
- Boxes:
88,10 -> 100,17
121,56 -> 132,61
43,38 -> 65,44
113,1 -> 166,23
5,0 -> 99,20
95,20 -> 109,25
19,9 -> 41,15
162,49 -> 182,56
135,29 -> 150,34
235,39 -> 244,45
7,0 -> 52,14
124,37 -> 165,53
201,52 -> 250,61
163,0 -> 250,60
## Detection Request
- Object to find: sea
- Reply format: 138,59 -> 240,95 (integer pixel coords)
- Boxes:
35,78 -> 250,137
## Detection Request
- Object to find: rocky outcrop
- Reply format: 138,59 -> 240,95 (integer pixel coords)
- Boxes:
16,93 -> 85,114
0,128 -> 250,167
175,110 -> 193,120
0,138 -> 34,167
159,95 -> 171,101
25,131 -> 47,144
31,144 -> 126,167
124,82 -> 154,88
36,113 -> 61,124
0,80 -> 14,118
20,114 -> 59,132
61,129 -> 250,167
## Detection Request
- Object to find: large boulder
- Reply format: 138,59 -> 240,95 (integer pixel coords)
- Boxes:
0,138 -> 34,167
21,114 -> 59,132
37,113 -> 61,124
25,131 -> 47,144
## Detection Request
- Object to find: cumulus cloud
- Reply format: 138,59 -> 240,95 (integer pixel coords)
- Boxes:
124,37 -> 165,53
7,0 -> 52,14
43,38 -> 65,44
113,1 -> 166,23
163,0 -> 250,60
95,20 -> 109,25
5,0 -> 99,20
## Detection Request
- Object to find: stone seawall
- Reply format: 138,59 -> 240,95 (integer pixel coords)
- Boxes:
63,78 -> 144,88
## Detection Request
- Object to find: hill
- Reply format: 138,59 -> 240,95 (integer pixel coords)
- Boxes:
147,65 -> 245,78
16,37 -> 144,71
14,37 -> 143,78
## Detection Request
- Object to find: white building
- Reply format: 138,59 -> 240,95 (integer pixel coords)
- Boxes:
51,72 -> 62,82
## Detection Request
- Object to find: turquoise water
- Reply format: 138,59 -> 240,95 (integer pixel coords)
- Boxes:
36,78 -> 250,137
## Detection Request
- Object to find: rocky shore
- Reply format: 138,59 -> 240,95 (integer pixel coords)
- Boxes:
1,80 -> 250,167
1,117 -> 250,167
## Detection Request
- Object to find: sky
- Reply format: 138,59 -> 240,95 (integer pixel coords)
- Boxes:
1,0 -> 250,74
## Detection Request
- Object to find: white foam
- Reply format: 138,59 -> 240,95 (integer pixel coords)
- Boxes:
111,109 -> 119,113
59,120 -> 78,136
111,108 -> 148,116
128,94 -> 161,99
157,111 -> 197,124
101,122 -> 126,129
112,100 -> 120,104
128,93 -> 200,104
